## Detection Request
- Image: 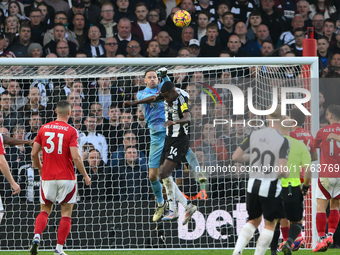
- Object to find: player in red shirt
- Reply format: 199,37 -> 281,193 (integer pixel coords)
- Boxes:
0,133 -> 21,223
30,101 -> 91,255
290,107 -> 318,161
313,104 -> 340,252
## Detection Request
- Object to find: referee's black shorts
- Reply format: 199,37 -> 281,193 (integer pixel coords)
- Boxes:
281,185 -> 304,222
160,136 -> 189,165
246,192 -> 285,222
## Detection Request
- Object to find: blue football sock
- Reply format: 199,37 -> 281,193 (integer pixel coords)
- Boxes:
150,178 -> 164,204
185,148 -> 200,172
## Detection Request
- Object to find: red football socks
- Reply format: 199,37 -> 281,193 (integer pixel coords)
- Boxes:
57,217 -> 72,245
34,211 -> 49,235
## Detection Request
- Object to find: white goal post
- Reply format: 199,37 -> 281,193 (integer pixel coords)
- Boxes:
0,57 -> 319,250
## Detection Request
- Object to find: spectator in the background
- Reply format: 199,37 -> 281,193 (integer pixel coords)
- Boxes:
104,37 -> 119,57
110,132 -> 147,167
244,24 -> 270,57
29,8 -> 46,45
227,34 -> 248,57
8,0 -> 27,21
107,103 -> 123,152
131,2 -> 160,49
117,109 -> 137,132
7,80 -> 25,110
4,16 -> 20,45
322,18 -> 336,44
147,9 -> 161,29
219,12 -> 235,46
317,36 -> 330,71
69,105 -> 84,131
67,0 -> 87,30
234,21 -> 248,46
173,25 -> 194,50
88,76 -> 125,111
194,0 -> 216,22
30,66 -> 54,107
78,149 -> 108,201
44,0 -> 69,13
296,0 -> 312,28
71,13 -> 87,49
260,0 -> 286,45
114,0 -> 135,22
277,44 -> 291,56
312,13 -> 325,37
55,40 -> 71,57
309,0 -> 336,20
188,39 -> 200,57
44,23 -> 78,56
80,114 -> 108,164
112,145 -> 149,201
97,2 -> 116,39
322,53 -> 340,78
126,40 -> 142,57
230,0 -> 256,24
214,2 -> 229,30
82,0 -> 101,26
157,31 -> 178,57
25,113 -> 42,141
260,40 -> 275,56
195,11 -> 210,42
319,91 -> 327,123
82,26 -> 105,57
115,17 -> 140,56
200,23 -> 224,57
278,14 -> 304,46
146,40 -> 161,57
163,7 -> 182,44
17,87 -> 46,126
36,2 -> 55,30
43,11 -> 78,46
291,28 -> 305,56
331,29 -> 340,53
8,24 -> 31,57
89,102 -> 110,133
27,43 -> 44,57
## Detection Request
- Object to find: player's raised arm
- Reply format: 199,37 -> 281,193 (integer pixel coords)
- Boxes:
123,95 -> 158,107
3,135 -> 34,146
70,147 -> 91,185
232,136 -> 250,163
0,154 -> 20,194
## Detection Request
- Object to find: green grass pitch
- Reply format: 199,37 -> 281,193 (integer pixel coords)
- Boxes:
2,250 -> 340,255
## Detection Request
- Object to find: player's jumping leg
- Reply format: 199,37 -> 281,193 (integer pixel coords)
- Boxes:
149,167 -> 167,222
30,204 -> 53,255
185,148 -> 207,184
54,203 -> 73,255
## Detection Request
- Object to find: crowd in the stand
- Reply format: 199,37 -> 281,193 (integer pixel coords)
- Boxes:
0,0 -> 340,202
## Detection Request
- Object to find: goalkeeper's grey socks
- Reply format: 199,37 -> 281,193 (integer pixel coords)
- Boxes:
233,222 -> 256,255
163,177 -> 176,211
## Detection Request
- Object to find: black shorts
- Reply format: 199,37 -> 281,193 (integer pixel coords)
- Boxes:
160,136 -> 189,165
246,192 -> 285,222
281,186 -> 304,222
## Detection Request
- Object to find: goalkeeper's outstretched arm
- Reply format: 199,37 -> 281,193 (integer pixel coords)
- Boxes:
123,94 -> 164,107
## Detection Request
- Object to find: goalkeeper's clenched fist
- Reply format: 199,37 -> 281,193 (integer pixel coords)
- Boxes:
157,67 -> 168,78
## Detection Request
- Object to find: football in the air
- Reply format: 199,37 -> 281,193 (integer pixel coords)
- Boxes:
173,10 -> 191,28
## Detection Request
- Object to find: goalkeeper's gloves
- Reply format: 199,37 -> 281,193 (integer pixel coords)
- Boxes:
157,67 -> 168,78
301,184 -> 310,196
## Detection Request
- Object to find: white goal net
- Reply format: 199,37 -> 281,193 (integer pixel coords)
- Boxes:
0,58 -> 318,250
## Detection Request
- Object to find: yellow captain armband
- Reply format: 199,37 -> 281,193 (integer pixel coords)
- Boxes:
181,103 -> 188,112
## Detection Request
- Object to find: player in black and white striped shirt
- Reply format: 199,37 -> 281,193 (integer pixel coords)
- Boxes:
232,106 -> 290,255
155,81 -> 197,224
